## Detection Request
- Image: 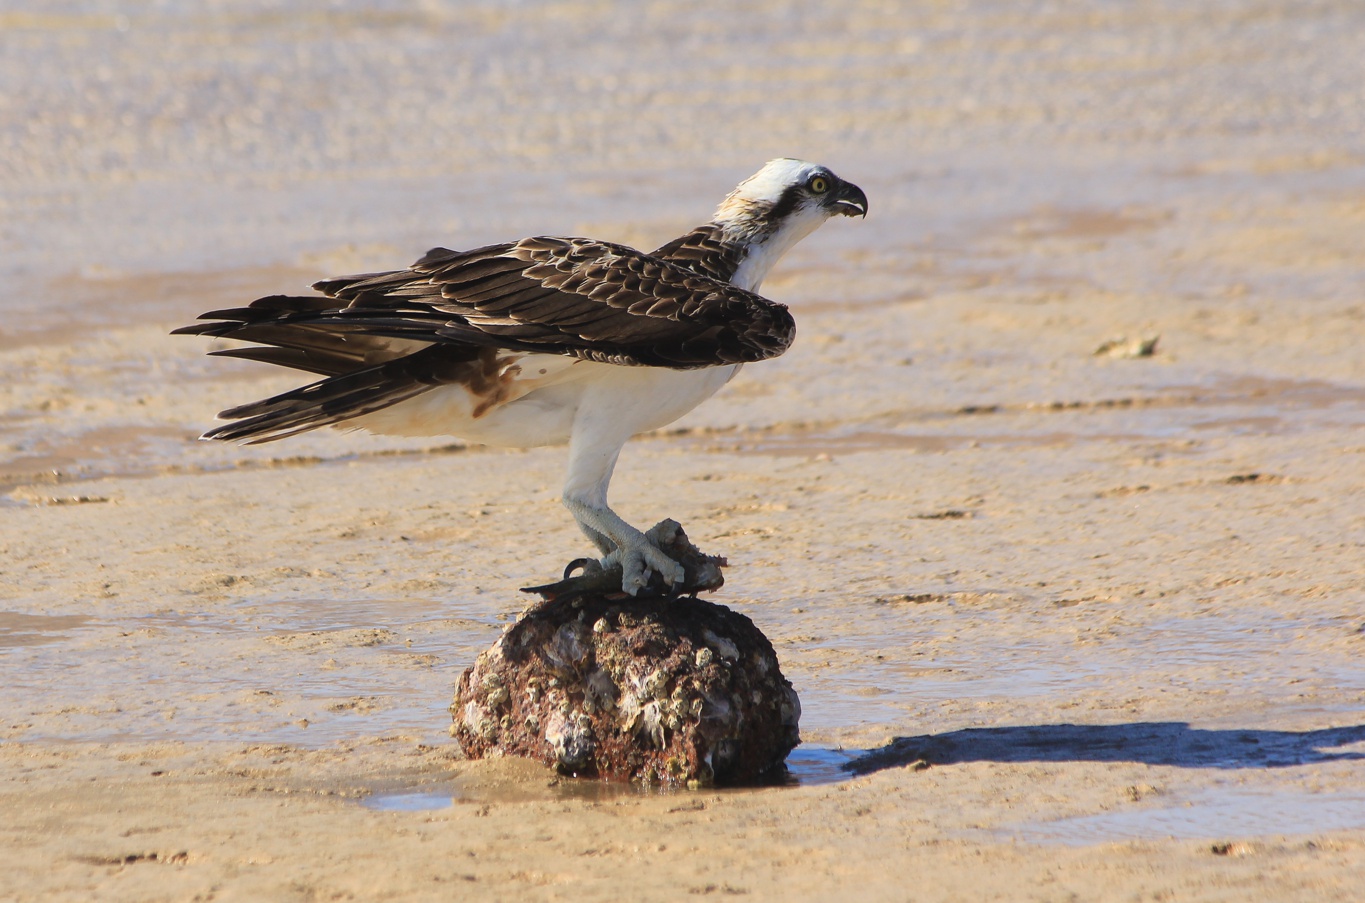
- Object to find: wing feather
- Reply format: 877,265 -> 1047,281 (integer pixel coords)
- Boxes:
185,236 -> 794,371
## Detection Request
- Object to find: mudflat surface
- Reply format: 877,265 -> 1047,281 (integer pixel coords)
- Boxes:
3,2 -> 1364,900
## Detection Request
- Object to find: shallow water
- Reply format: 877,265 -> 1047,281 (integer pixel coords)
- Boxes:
10,586 -> 1360,755
2,599 -> 502,747
727,374 -> 1365,458
0,612 -> 95,648
1002,787 -> 1365,845
362,751 -> 1365,844
7,363 -> 1363,501
363,791 -> 460,813
359,744 -> 867,812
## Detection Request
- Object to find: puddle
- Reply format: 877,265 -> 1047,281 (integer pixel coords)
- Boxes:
1003,787 -> 1365,845
360,776 -> 644,812
0,612 -> 96,648
360,740 -> 1365,848
0,425 -> 195,496
360,745 -> 864,812
364,791 -> 460,813
783,745 -> 867,785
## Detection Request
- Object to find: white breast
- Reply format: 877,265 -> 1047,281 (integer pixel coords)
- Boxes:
729,209 -> 829,293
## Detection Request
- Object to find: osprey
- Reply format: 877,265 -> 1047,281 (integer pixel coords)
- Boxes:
176,159 -> 867,595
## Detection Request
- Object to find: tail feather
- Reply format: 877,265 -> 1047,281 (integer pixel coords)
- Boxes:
177,250 -> 528,444
173,294 -> 439,375
204,345 -> 481,444
170,294 -> 340,335
207,345 -> 351,377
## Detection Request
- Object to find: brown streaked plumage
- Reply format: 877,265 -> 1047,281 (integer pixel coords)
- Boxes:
650,223 -> 748,284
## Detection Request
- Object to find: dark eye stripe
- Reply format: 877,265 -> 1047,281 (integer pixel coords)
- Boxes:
768,184 -> 804,221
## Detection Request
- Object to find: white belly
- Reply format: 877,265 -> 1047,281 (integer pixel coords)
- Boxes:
351,356 -> 740,449
576,362 -> 741,435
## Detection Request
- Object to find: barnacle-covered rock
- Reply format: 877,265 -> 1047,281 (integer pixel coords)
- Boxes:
450,561 -> 800,785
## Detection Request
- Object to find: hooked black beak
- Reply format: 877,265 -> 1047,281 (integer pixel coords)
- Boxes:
830,180 -> 868,218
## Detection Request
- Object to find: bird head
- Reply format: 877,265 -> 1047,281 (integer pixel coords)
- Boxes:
716,158 -> 867,229
713,159 -> 867,291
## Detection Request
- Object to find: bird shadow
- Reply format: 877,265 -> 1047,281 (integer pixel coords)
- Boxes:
845,721 -> 1365,775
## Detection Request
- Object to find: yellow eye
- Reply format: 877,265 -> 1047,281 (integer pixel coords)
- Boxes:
808,175 -> 829,194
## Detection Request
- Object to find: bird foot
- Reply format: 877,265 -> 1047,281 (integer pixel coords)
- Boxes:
600,519 -> 686,596
521,521 -> 726,604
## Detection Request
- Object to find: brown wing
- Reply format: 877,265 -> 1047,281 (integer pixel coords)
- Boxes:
650,223 -> 747,284
179,236 -> 794,371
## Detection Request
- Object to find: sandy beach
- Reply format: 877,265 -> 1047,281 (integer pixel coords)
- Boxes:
3,2 -> 1365,899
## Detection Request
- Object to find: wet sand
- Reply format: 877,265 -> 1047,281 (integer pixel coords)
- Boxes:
3,2 -> 1365,900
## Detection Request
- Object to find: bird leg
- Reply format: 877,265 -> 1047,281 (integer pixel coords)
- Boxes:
561,497 -> 686,595
575,520 -> 617,557
561,403 -> 689,595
